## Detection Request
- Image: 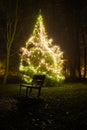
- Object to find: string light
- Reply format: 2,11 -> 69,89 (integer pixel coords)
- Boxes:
19,13 -> 65,83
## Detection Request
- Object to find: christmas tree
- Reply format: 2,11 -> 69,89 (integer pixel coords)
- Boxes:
19,13 -> 65,85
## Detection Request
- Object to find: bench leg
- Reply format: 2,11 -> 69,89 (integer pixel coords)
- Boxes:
29,88 -> 32,96
38,88 -> 41,98
26,87 -> 28,97
19,85 -> 22,96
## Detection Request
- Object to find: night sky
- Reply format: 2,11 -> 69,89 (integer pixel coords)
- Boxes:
0,0 -> 87,72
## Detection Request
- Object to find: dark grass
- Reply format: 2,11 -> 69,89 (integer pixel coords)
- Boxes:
0,83 -> 87,129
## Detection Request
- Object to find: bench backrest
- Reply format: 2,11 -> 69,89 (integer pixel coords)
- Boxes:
31,75 -> 45,87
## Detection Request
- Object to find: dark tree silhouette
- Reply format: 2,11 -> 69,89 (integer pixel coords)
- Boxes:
2,0 -> 18,83
63,0 -> 87,79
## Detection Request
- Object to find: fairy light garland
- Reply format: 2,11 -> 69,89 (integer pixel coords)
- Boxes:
19,13 -> 65,83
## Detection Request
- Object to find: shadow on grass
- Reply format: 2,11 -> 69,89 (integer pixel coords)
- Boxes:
0,96 -> 87,130
0,83 -> 87,129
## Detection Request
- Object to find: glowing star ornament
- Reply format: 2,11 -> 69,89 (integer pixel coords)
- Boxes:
19,13 -> 65,85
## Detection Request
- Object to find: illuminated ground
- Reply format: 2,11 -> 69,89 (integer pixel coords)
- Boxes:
0,83 -> 87,129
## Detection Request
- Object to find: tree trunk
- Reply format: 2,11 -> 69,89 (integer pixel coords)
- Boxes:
3,48 -> 10,83
81,26 -> 86,78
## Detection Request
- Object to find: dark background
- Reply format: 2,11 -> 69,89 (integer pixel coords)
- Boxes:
0,0 -> 87,78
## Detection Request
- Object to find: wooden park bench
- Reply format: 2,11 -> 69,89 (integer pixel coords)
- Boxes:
19,75 -> 45,98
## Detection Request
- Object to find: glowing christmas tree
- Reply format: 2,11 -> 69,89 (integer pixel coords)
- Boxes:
19,13 -> 65,85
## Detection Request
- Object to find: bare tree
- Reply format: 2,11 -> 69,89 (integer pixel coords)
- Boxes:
3,0 -> 18,83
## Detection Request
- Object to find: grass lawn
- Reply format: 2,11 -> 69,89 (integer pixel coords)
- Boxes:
0,83 -> 87,129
